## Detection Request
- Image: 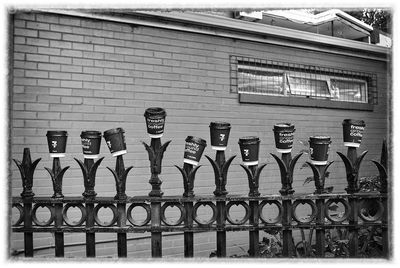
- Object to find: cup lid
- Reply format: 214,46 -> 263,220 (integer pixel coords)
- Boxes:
103,127 -> 125,136
81,130 -> 102,138
342,119 -> 365,126
238,136 -> 260,144
273,123 -> 295,130
185,136 -> 207,146
209,121 -> 231,128
309,136 -> 331,143
144,107 -> 166,117
46,130 -> 68,136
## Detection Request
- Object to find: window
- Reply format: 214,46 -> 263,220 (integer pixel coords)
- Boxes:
231,56 -> 377,110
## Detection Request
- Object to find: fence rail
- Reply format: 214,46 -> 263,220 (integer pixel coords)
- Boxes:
12,193 -> 387,258
10,115 -> 389,258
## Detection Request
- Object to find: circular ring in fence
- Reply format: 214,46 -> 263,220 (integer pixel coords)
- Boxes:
226,201 -> 250,225
94,204 -> 118,227
193,201 -> 217,226
358,199 -> 384,222
324,198 -> 350,223
292,200 -> 317,224
32,204 -> 55,226
161,202 -> 185,226
127,202 -> 151,227
62,203 -> 87,227
12,203 -> 24,226
259,200 -> 283,224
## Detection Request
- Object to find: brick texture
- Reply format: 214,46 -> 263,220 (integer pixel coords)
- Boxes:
10,12 -> 389,258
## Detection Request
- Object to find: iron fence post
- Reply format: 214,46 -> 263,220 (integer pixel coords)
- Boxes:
240,159 -> 267,257
144,137 -> 170,257
182,163 -> 194,257
372,139 -> 389,258
282,198 -> 293,257
150,200 -> 162,257
107,155 -> 132,257
271,152 -> 303,257
75,157 -> 103,257
117,201 -> 127,257
315,198 -> 325,257
54,199 -> 64,257
243,164 -> 262,257
13,148 -> 40,257
23,198 -> 33,257
205,150 -> 236,257
249,198 -> 259,257
85,199 -> 96,257
338,147 -> 365,257
216,199 -> 226,257
45,157 -> 69,257
305,161 -> 334,257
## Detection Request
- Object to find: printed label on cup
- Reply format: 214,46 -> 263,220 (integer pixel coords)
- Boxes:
185,142 -> 200,157
278,132 -> 294,146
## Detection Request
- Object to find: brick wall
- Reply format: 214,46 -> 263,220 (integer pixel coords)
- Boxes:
10,11 -> 389,257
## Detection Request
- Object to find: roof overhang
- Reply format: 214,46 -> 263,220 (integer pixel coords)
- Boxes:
259,9 -> 373,41
35,9 -> 390,62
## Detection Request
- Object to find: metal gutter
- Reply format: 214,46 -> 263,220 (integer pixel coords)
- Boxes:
36,9 -> 389,62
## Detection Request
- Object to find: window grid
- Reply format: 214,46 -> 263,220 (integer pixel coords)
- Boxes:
230,55 -> 378,105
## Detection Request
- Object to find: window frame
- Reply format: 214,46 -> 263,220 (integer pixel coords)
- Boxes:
232,56 -> 376,111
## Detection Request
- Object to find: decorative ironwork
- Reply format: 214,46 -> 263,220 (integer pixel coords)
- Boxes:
306,161 -> 335,194
31,204 -> 54,226
107,155 -> 133,200
44,157 -> 70,199
270,152 -> 303,195
205,152 -> 236,197
240,164 -> 267,197
12,203 -> 24,226
175,163 -> 202,197
9,116 -> 389,258
225,201 -> 250,225
337,148 -> 368,194
372,139 -> 388,193
127,203 -> 151,227
13,148 -> 41,198
62,203 -> 86,227
291,199 -> 317,223
94,204 -> 118,227
324,198 -> 350,223
143,138 -> 171,197
160,202 -> 185,226
192,201 -> 217,226
259,200 -> 282,224
74,157 -> 104,198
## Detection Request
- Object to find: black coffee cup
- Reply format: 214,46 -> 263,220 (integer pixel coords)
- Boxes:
309,136 -> 331,165
238,136 -> 260,166
46,130 -> 68,158
342,119 -> 365,147
209,121 -> 231,151
103,128 -> 127,157
183,136 -> 207,166
80,131 -> 102,159
144,107 -> 166,138
273,123 -> 295,153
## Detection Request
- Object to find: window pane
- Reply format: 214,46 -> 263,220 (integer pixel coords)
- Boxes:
238,68 -> 285,95
331,80 -> 367,103
287,76 -> 331,98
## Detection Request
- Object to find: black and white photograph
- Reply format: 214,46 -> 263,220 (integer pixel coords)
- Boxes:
2,0 -> 397,264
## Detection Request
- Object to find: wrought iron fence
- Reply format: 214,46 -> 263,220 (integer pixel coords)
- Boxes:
10,109 -> 389,258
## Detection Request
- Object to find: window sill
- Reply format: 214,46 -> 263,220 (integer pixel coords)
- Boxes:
239,93 -> 374,111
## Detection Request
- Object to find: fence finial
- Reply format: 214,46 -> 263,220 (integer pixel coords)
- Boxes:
75,157 -> 104,198
270,152 -> 303,195
44,157 -> 70,199
13,148 -> 41,198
